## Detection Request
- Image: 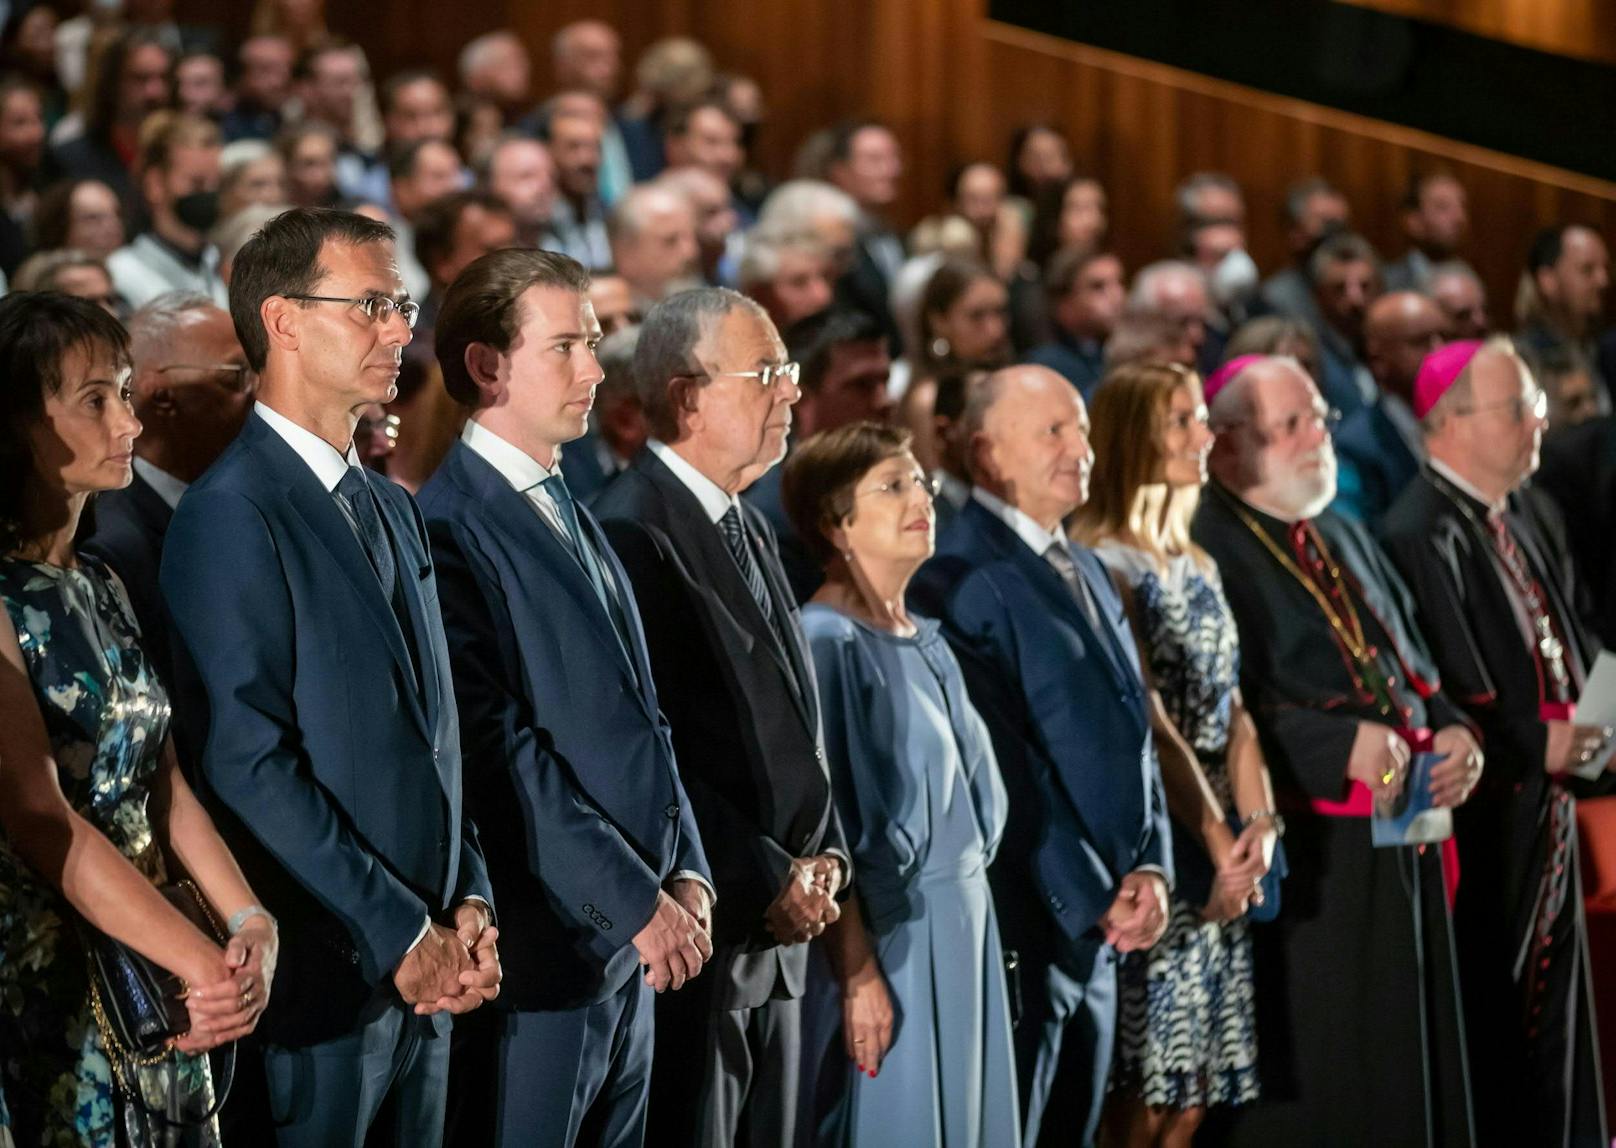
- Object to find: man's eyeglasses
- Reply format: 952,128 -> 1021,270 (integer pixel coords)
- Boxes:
1453,388 -> 1548,424
284,294 -> 421,330
855,471 -> 942,502
681,361 -> 802,390
1220,405 -> 1341,443
157,363 -> 256,394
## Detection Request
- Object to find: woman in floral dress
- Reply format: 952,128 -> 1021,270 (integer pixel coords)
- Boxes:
0,293 -> 277,1145
1073,362 -> 1281,1148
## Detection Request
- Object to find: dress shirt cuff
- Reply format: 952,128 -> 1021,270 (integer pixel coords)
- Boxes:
824,848 -> 852,892
404,914 -> 432,956
668,871 -> 717,907
1131,864 -> 1173,894
459,895 -> 494,928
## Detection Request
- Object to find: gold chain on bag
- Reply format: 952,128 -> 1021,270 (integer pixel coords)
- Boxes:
85,879 -> 226,1096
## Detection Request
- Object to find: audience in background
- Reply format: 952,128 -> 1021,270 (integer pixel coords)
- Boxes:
1384,171 -> 1470,292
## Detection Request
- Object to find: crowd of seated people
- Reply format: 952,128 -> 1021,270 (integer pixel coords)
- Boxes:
2,6 -> 1616,1148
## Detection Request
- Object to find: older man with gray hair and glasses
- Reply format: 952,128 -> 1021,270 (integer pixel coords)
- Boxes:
593,287 -> 850,1147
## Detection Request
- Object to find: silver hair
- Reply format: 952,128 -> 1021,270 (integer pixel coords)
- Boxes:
634,287 -> 770,439
1175,171 -> 1243,226
127,290 -> 225,366
458,30 -> 523,87
757,179 -> 860,233
607,183 -> 689,245
1127,260 -> 1206,311
737,226 -> 827,292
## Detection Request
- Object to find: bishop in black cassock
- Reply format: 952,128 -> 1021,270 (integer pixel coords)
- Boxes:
1193,355 -> 1479,1148
1382,339 -> 1609,1147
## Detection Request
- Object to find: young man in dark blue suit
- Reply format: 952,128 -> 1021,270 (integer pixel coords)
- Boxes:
909,364 -> 1172,1148
160,208 -> 499,1147
419,249 -> 714,1147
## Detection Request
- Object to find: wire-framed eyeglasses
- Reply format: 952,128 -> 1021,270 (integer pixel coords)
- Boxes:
284,294 -> 421,330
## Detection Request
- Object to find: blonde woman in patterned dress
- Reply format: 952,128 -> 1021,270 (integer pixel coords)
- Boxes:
1073,362 -> 1279,1148
0,293 -> 276,1145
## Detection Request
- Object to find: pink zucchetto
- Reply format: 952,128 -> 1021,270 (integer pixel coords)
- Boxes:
1203,354 -> 1267,407
1413,340 -> 1484,420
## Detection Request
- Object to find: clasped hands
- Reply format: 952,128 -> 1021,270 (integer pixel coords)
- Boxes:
1202,818 -> 1276,924
633,879 -> 714,993
174,915 -> 279,1053
1101,870 -> 1169,953
1349,721 -> 1482,811
393,901 -> 502,1016
765,854 -> 843,945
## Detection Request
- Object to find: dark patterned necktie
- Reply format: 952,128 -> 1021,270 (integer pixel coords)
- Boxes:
719,505 -> 774,622
336,467 -> 396,598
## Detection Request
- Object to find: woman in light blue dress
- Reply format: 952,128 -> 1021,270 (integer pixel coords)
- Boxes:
782,422 -> 1019,1148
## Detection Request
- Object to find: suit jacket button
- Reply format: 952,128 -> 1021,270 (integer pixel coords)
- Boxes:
665,803 -> 680,819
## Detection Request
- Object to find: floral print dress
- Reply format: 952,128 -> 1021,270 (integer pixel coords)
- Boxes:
0,556 -> 218,1147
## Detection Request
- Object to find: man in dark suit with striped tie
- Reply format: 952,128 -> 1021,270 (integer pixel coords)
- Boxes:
592,287 -> 851,1148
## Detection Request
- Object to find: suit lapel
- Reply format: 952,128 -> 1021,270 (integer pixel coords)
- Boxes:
745,502 -> 816,731
457,443 -> 644,698
375,483 -> 440,733
126,470 -> 175,537
247,418 -> 430,738
639,451 -> 816,735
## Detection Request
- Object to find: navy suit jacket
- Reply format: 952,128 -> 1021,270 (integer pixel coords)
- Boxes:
909,499 -> 1169,952
1333,399 -> 1421,527
160,412 -> 491,1047
83,470 -> 174,691
418,441 -> 709,1011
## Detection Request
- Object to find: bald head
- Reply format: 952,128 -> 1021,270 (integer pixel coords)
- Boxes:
1208,356 -> 1337,521
553,20 -> 621,100
609,184 -> 700,302
1364,291 -> 1447,401
967,365 -> 1093,529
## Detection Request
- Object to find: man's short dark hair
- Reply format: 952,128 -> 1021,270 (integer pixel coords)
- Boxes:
784,307 -> 882,394
1044,247 -> 1115,300
388,137 -> 454,185
667,99 -> 738,140
382,69 -> 444,115
435,248 -> 590,405
413,191 -> 513,284
293,36 -> 357,83
1307,230 -> 1380,283
1527,224 -> 1576,275
228,207 -> 396,373
635,288 -> 769,439
1401,169 -> 1457,213
828,119 -> 889,165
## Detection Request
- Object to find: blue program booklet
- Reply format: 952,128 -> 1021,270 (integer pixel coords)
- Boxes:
1370,751 -> 1453,847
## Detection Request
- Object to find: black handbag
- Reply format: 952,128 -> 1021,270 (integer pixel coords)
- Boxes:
83,880 -> 236,1124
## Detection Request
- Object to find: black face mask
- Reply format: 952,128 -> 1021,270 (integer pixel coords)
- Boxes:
173,190 -> 219,232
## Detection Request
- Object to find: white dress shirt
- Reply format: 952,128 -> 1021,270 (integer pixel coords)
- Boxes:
132,456 -> 188,511
255,402 -> 488,950
648,439 -> 740,524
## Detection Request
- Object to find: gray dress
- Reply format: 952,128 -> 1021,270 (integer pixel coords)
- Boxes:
803,606 -> 1020,1148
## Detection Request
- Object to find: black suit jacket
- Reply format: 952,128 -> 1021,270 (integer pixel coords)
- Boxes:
418,441 -> 709,1011
591,448 -> 848,1010
1537,416 -> 1616,647
83,470 -> 174,689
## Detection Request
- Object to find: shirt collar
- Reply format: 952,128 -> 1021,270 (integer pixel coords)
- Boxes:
971,486 -> 1067,557
649,438 -> 737,524
131,455 -> 188,510
937,469 -> 971,511
1429,457 -> 1507,515
462,419 -> 560,492
253,401 -> 360,491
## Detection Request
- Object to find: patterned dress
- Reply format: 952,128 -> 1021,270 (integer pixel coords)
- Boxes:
1095,544 -> 1260,1111
0,556 -> 219,1147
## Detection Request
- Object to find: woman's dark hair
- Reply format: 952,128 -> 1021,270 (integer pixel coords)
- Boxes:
32,178 -> 115,251
228,207 -> 396,373
781,421 -> 913,566
84,28 -> 171,144
1006,122 -> 1070,200
919,256 -> 995,371
0,293 -> 132,552
1027,174 -> 1102,270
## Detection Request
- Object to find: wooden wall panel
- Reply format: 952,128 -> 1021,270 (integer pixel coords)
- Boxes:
179,0 -> 1616,322
1335,0 -> 1616,66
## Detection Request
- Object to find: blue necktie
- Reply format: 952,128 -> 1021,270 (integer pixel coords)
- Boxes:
540,474 -> 634,659
337,467 -> 396,598
719,505 -> 774,622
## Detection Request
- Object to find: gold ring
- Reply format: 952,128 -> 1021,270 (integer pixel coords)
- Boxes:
1381,767 -> 1397,786
240,990 -> 254,1008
